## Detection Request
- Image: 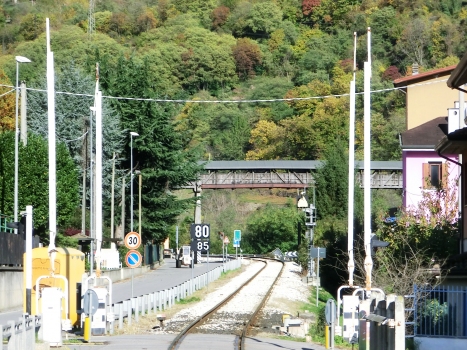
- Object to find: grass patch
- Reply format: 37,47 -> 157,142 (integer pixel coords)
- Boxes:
63,339 -> 84,344
236,189 -> 297,205
177,296 -> 201,304
301,286 -> 354,349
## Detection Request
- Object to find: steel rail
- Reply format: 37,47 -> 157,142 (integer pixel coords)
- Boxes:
167,258 -> 267,350
238,259 -> 285,349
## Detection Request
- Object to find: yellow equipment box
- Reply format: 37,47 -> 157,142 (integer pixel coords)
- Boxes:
23,247 -> 85,327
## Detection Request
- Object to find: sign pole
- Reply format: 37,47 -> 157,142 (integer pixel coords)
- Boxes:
207,249 -> 209,289
124,232 -> 142,298
316,248 -> 320,307
191,251 -> 194,280
176,226 -> 179,253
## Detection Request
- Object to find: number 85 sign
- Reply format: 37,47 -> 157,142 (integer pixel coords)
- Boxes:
196,240 -> 210,251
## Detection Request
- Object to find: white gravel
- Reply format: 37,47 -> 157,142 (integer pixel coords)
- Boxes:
264,261 -> 310,314
164,259 -> 264,332
163,259 -> 311,334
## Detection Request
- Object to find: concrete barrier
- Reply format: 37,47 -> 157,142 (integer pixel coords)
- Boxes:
0,269 -> 23,312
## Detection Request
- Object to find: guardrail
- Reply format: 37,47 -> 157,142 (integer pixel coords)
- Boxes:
109,258 -> 242,333
0,314 -> 42,350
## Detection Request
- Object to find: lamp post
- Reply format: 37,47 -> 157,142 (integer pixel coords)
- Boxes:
130,132 -> 139,233
14,56 -> 31,232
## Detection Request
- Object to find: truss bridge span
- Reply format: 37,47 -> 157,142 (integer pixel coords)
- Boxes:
185,160 -> 402,190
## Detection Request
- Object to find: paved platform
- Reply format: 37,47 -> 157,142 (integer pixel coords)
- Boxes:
0,258 -> 223,325
47,334 -> 327,350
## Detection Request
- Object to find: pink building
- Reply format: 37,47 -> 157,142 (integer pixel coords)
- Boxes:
401,117 -> 459,210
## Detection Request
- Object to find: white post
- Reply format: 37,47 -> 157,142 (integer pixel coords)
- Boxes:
139,173 -> 142,236
131,135 -> 134,233
20,81 -> 27,146
130,132 -> 139,233
14,60 -> 19,233
347,31 -> 357,286
95,87 -> 103,276
111,153 -> 116,250
25,205 -> 33,315
46,18 -> 58,269
14,56 -> 31,233
363,60 -> 373,294
121,176 -> 125,237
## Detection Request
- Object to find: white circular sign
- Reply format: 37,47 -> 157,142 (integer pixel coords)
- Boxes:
124,232 -> 141,250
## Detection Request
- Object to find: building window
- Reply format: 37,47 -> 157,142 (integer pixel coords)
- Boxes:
422,162 -> 447,189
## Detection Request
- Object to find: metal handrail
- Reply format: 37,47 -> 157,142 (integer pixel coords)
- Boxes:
0,212 -> 14,233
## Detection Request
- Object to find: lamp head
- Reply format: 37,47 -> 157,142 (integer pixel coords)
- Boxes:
130,131 -> 139,137
15,56 -> 32,63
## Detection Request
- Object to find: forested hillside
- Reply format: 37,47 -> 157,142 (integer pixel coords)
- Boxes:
1,0 -> 465,162
0,0 -> 464,249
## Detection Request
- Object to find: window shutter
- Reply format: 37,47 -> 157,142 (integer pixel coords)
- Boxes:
422,163 -> 429,189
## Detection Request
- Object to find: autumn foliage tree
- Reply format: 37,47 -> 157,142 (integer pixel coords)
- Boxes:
232,38 -> 262,79
211,6 -> 230,30
302,0 -> 321,16
0,69 -> 15,131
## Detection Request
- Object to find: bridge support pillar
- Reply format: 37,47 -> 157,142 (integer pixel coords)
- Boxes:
194,182 -> 202,224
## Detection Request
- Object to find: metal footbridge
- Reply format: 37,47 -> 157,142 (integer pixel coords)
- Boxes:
185,160 -> 402,190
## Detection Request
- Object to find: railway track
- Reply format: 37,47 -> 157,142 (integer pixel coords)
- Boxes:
167,258 -> 284,350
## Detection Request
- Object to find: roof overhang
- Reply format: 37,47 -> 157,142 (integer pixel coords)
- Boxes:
401,145 -> 435,150
447,53 -> 467,89
436,135 -> 467,154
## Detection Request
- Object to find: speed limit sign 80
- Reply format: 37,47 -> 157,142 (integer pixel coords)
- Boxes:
124,232 -> 141,250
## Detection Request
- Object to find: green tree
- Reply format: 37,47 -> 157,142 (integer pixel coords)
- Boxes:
27,63 -> 126,207
312,141 -> 364,292
99,55 -> 203,243
245,76 -> 294,122
314,141 -> 351,220
243,202 -> 302,253
0,132 -> 79,241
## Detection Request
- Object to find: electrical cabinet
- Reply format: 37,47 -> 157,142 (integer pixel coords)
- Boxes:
342,295 -> 360,343
91,287 -> 108,335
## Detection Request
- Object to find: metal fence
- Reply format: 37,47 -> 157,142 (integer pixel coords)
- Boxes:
0,232 -> 40,265
144,243 -> 161,266
413,284 -> 467,338
0,314 -> 42,350
0,212 -> 13,233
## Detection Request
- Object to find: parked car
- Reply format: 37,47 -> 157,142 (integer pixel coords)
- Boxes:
163,249 -> 173,259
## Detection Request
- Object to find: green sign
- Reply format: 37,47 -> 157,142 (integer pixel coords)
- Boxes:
234,230 -> 241,241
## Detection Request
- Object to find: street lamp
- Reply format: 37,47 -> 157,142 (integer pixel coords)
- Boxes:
130,131 -> 139,233
14,56 -> 31,232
